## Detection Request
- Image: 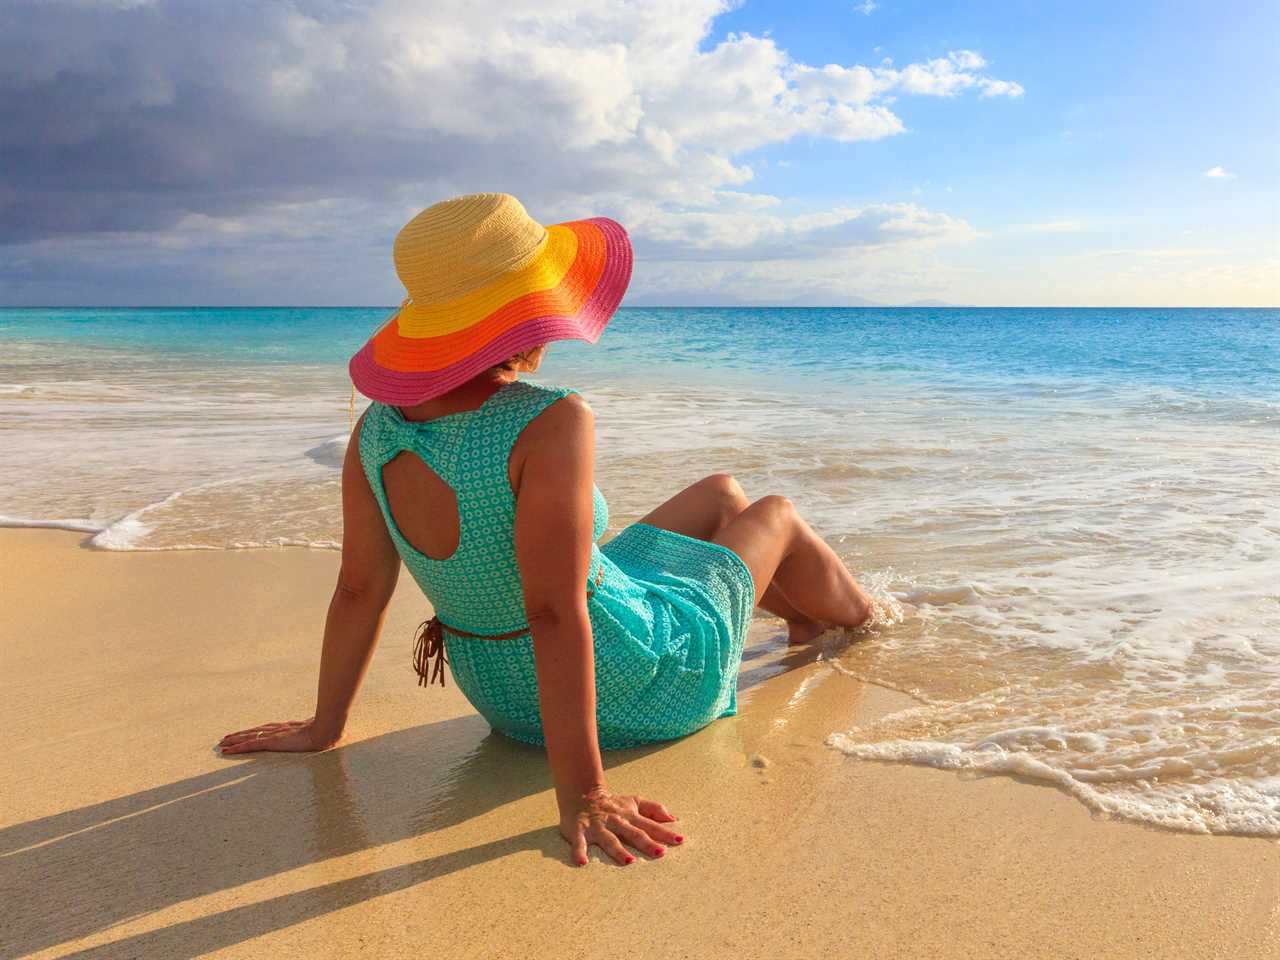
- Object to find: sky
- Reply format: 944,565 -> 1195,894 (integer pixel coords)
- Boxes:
1,0 -> 1276,307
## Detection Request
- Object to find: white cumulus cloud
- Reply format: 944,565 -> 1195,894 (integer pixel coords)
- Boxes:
0,0 -> 1023,304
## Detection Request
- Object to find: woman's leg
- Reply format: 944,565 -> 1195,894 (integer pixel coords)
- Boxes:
637,473 -> 745,541
639,475 -> 833,641
712,496 -> 872,630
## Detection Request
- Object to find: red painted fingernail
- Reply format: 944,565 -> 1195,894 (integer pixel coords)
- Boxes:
625,855 -> 635,864
577,857 -> 587,866
674,835 -> 685,844
653,848 -> 664,856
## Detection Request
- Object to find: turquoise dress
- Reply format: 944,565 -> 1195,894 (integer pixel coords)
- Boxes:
358,379 -> 756,750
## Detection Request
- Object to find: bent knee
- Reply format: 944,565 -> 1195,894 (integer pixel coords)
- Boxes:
701,472 -> 749,516
700,472 -> 745,498
749,494 -> 796,525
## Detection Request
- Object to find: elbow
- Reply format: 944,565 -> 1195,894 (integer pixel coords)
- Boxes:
525,597 -> 586,634
335,566 -> 396,608
525,604 -> 565,632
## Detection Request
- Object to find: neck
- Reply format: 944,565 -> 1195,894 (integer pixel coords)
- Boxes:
397,371 -> 519,422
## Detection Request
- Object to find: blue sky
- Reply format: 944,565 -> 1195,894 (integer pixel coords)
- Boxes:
725,2 -> 1275,216
707,0 -> 1279,305
1,0 -> 1276,306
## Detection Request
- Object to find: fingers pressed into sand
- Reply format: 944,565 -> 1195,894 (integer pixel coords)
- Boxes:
592,826 -> 634,865
570,832 -> 589,867
608,815 -> 664,858
225,731 -> 309,754
220,731 -> 270,746
219,727 -> 267,743
221,737 -> 276,754
220,737 -> 280,752
636,798 -> 676,822
221,719 -> 310,746
631,814 -> 684,846
221,722 -> 290,743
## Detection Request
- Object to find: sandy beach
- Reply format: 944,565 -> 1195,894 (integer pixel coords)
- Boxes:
2,528 -> 1275,959
4,0 -> 1278,953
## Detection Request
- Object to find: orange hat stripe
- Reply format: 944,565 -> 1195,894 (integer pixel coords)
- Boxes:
372,220 -> 607,373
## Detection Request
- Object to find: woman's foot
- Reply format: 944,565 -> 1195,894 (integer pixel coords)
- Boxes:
785,615 -> 833,645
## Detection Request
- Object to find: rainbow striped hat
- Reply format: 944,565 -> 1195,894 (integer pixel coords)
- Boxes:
349,193 -> 632,404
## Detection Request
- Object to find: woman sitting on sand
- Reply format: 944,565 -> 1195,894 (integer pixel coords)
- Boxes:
221,194 -> 873,866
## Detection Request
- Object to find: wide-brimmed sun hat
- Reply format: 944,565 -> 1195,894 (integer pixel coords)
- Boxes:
348,193 -> 632,404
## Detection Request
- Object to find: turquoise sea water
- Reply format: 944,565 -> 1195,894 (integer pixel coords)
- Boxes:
2,306 -> 1276,396
2,306 -> 1278,837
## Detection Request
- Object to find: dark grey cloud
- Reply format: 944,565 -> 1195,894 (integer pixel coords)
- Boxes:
0,1 -> 641,245
0,0 -> 1005,304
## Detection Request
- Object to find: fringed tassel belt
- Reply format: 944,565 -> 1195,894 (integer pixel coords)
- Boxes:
412,562 -> 605,688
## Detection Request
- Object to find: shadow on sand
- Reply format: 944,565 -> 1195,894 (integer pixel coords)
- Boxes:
1,629 -> 819,958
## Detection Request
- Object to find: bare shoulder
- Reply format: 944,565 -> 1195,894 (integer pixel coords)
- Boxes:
509,390 -> 594,491
523,390 -> 594,442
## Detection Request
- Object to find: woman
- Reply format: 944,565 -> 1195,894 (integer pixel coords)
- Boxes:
220,194 -> 873,866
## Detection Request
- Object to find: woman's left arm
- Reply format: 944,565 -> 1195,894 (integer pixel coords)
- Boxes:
513,395 -> 684,865
221,414 -> 400,754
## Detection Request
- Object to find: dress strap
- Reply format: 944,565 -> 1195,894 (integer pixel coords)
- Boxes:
452,381 -> 579,491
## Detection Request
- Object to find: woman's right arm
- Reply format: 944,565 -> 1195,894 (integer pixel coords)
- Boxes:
513,394 -> 684,866
220,413 -> 400,754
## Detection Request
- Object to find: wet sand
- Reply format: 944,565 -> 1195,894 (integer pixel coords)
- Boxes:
1,529 -> 1276,959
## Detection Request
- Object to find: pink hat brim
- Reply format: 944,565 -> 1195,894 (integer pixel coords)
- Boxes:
349,217 -> 632,405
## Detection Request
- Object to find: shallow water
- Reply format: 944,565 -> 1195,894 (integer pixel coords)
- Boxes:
2,306 -> 1277,836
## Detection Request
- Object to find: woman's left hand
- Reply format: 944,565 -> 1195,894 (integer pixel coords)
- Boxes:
219,717 -> 335,755
559,786 -> 685,866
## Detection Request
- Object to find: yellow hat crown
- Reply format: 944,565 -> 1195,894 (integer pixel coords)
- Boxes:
393,193 -> 549,307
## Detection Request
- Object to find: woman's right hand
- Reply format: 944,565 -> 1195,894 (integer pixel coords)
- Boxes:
219,717 -> 337,755
559,785 -> 685,866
